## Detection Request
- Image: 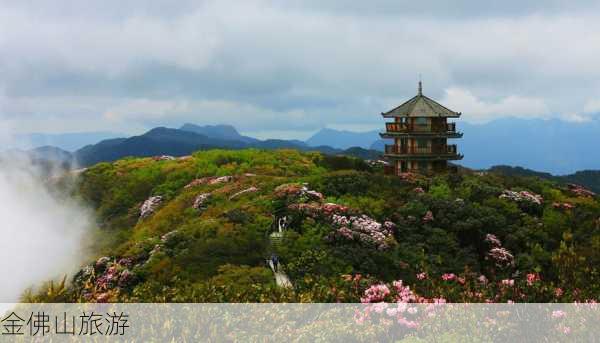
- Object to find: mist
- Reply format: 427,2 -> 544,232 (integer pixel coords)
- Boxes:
0,153 -> 92,302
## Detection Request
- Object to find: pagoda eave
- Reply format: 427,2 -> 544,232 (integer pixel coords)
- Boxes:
381,113 -> 461,119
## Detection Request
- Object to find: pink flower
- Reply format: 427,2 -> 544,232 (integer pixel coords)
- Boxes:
501,279 -> 515,287
526,273 -> 540,286
457,277 -> 466,285
422,211 -> 434,222
562,326 -> 571,335
361,284 -> 391,303
478,275 -> 488,284
416,272 -> 427,280
484,234 -> 502,247
555,288 -> 564,297
441,273 -> 456,281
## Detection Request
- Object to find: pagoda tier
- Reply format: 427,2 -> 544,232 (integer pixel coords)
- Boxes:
379,82 -> 463,175
379,121 -> 463,139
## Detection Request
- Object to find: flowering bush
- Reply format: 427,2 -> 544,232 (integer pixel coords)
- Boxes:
499,190 -> 543,205
567,183 -> 596,198
552,202 -> 575,211
484,233 -> 515,268
328,214 -> 396,250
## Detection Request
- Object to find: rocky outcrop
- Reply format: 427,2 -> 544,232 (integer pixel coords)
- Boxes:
229,186 -> 259,200
193,193 -> 212,210
139,196 -> 163,219
152,155 -> 175,161
184,176 -> 233,189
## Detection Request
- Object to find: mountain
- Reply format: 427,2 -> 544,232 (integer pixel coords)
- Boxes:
369,118 -> 600,175
180,123 -> 260,144
12,131 -> 123,151
306,128 -> 380,149
74,127 -> 246,166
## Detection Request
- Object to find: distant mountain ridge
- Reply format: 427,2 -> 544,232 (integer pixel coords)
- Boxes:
180,123 -> 260,144
71,125 -> 381,167
9,119 -> 600,180
11,131 -> 123,151
306,128 -> 380,149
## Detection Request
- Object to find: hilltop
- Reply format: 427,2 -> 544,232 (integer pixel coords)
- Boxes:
27,149 -> 600,303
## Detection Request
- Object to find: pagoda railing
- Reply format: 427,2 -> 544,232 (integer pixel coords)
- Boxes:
385,122 -> 457,133
385,144 -> 458,155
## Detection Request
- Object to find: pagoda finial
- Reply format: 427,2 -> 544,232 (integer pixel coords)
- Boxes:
418,80 -> 422,96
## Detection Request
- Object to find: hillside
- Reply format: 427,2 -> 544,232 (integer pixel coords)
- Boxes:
27,149 -> 600,303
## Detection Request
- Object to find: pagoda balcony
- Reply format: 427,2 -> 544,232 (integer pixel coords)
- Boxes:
384,144 -> 462,159
383,122 -> 460,136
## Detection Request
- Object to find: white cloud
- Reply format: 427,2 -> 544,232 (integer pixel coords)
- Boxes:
2,1 -> 600,135
584,99 -> 600,113
560,112 -> 592,123
441,88 -> 549,123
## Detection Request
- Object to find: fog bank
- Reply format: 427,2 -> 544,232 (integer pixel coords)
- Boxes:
0,155 -> 91,302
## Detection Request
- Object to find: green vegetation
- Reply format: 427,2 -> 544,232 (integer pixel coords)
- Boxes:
26,149 -> 600,303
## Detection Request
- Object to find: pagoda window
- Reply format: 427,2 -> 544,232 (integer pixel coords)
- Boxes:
415,117 -> 428,125
414,117 -> 429,131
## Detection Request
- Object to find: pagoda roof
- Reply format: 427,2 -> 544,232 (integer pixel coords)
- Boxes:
381,82 -> 461,118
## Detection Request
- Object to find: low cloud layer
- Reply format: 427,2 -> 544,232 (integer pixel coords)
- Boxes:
0,154 -> 91,302
1,0 -> 600,136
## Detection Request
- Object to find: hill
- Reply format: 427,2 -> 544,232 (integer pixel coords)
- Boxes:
28,149 -> 600,303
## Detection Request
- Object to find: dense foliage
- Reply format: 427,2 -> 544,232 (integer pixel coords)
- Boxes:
27,149 -> 600,303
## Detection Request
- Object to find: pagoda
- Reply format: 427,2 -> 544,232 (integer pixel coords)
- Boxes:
380,82 -> 463,174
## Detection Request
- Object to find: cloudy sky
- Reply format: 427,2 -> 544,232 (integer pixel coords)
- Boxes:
1,0 -> 600,139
